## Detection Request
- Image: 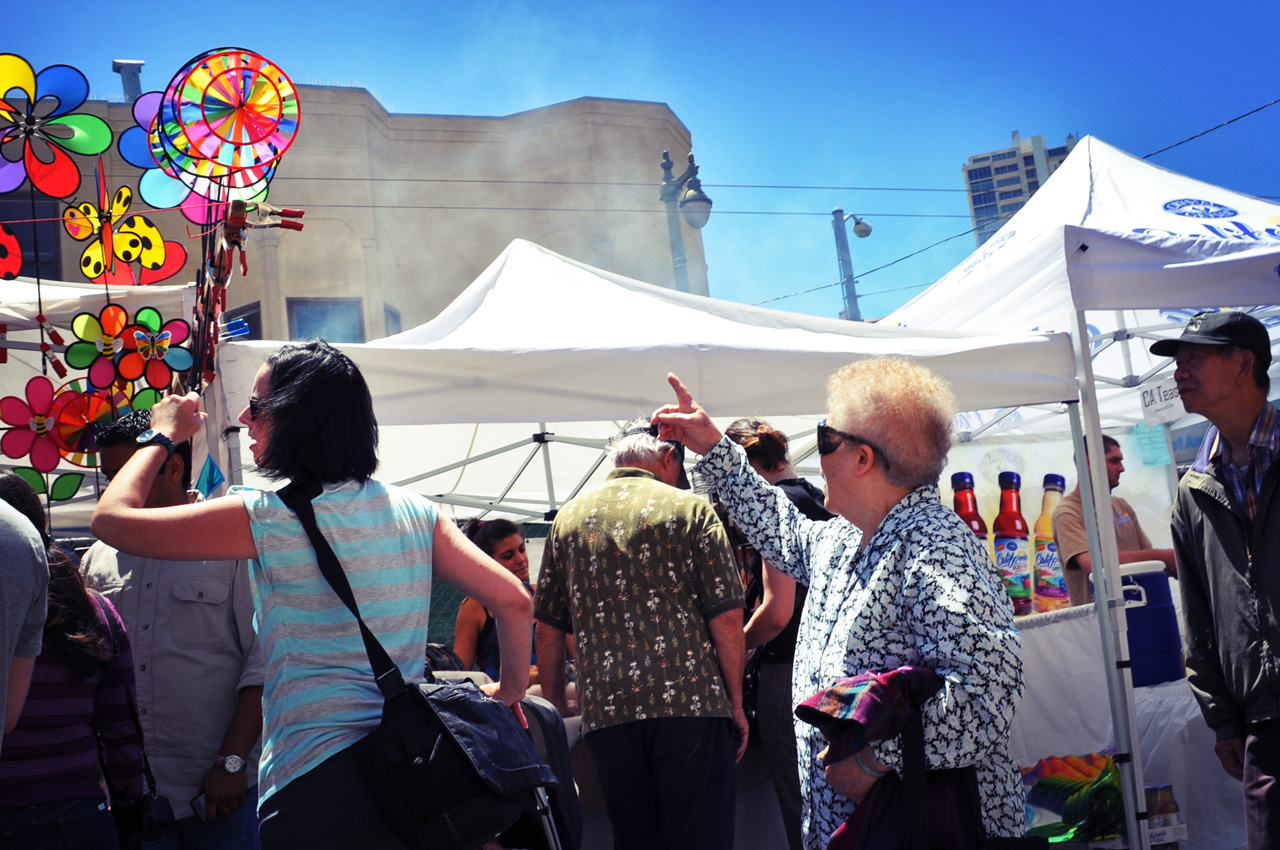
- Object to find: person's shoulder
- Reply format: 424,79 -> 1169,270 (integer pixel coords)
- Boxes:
1053,490 -> 1084,516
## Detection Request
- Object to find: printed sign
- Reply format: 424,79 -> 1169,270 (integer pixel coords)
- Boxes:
1141,378 -> 1183,425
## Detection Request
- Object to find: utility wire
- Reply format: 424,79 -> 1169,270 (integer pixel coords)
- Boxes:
1144,96 -> 1280,159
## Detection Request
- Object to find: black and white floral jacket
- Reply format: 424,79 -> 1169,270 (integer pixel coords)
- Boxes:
695,437 -> 1025,845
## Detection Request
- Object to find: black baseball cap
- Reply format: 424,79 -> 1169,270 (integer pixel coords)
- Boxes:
1149,310 -> 1272,368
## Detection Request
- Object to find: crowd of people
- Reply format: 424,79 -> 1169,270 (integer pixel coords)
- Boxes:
0,307 -> 1273,850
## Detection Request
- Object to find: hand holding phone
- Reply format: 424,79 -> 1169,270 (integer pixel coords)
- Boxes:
190,793 -> 208,823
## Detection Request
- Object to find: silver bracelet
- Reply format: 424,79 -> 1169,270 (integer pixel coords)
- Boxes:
854,750 -> 890,779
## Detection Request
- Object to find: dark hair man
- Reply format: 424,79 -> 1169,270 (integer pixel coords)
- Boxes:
1050,434 -> 1177,606
535,420 -> 746,850
84,411 -> 265,847
1150,310 -> 1277,849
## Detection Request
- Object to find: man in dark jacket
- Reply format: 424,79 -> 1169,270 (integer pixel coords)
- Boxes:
1150,310 -> 1277,849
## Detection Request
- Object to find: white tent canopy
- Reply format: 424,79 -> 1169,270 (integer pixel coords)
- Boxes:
888,135 -> 1280,439
215,238 -> 1078,429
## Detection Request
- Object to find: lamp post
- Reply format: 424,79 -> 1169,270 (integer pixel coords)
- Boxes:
659,150 -> 713,293
831,208 -> 871,321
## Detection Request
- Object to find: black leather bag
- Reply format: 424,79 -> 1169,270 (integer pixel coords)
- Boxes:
278,482 -> 557,850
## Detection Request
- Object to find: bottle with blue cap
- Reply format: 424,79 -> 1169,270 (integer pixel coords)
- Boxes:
993,471 -> 1032,616
1033,473 -> 1068,613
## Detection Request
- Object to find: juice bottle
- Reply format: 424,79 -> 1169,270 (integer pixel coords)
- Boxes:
993,471 -> 1032,616
950,472 -> 988,540
1033,474 -> 1068,613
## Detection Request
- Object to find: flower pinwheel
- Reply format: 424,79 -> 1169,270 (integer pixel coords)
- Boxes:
119,307 -> 193,389
0,54 -> 112,198
1,375 -> 60,472
66,304 -> 130,388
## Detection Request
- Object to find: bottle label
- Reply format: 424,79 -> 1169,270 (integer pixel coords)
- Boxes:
1034,540 -> 1067,599
993,536 -> 1031,599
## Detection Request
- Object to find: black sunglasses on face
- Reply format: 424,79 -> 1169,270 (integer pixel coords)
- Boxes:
816,420 -> 891,472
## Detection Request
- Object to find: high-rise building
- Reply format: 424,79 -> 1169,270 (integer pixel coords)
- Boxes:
964,131 -> 1077,246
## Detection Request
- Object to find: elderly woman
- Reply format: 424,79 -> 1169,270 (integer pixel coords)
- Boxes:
655,357 -> 1023,846
91,341 -> 533,850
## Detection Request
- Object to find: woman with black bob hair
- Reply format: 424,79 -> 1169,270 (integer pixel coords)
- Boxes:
91,340 -> 534,850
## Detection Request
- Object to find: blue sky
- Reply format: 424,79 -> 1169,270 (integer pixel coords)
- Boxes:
12,0 -> 1280,320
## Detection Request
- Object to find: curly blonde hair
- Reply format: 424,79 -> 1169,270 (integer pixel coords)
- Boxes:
825,357 -> 955,489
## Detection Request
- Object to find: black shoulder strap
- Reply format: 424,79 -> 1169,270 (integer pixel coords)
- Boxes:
901,708 -> 929,850
276,481 -> 411,700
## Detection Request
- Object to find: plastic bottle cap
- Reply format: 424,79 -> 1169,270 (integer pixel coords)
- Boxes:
1042,473 -> 1066,491
950,472 -> 975,489
998,471 -> 1021,489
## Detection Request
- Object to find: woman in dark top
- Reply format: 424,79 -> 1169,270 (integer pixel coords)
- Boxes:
452,518 -> 536,681
725,419 -> 834,850
0,470 -> 145,850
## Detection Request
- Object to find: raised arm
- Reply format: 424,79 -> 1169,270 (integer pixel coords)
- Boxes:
90,392 -> 258,562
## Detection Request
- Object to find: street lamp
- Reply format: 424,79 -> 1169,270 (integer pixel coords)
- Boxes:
659,150 -> 713,293
832,208 -> 871,321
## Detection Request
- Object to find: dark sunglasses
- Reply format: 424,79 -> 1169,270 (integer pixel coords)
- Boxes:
249,397 -> 263,421
816,420 -> 891,472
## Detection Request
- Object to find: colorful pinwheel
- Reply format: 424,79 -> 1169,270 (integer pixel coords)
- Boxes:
0,54 -> 112,198
46,378 -> 156,468
0,222 -> 20,279
118,89 -> 269,226
66,304 -> 130,388
119,307 -> 193,389
62,167 -> 187,284
1,375 -> 60,472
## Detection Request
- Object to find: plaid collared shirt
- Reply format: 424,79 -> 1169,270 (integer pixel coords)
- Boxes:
1197,402 -> 1280,521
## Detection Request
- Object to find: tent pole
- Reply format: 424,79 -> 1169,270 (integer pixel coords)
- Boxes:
1071,309 -> 1150,850
539,422 -> 558,516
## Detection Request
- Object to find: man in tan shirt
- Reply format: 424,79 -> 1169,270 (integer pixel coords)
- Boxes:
1051,435 -> 1176,606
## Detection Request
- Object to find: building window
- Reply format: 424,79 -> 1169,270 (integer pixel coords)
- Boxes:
1025,168 -> 1037,180
969,179 -> 994,192
973,204 -> 999,220
998,189 -> 1024,200
1023,155 -> 1035,166
992,150 -> 1017,161
994,164 -> 1019,175
384,303 -> 402,337
287,297 -> 365,343
1046,146 -> 1067,158
971,192 -> 996,206
967,166 -> 992,181
996,176 -> 1022,188
1027,180 -> 1039,192
970,155 -> 991,164
224,302 -> 263,341
1000,202 -> 1024,214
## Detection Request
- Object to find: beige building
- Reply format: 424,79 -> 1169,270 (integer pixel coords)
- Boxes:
964,130 -> 1077,246
20,84 -> 708,342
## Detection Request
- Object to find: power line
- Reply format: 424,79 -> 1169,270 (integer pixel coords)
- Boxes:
294,203 -> 972,218
266,174 -> 968,193
1144,96 -> 1280,159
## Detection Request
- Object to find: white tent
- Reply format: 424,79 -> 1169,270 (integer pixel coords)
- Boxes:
211,239 -> 1079,517
888,135 -> 1280,440
888,136 -> 1280,849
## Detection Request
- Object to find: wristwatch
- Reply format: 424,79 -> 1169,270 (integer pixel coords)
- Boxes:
216,754 -> 246,775
135,428 -> 176,460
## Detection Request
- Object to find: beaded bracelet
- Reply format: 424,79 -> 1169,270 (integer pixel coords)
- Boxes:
854,750 -> 890,779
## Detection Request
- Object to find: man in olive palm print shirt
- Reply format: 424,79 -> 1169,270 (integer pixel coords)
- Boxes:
535,421 -> 747,850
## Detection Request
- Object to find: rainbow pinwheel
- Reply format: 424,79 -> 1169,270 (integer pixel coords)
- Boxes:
0,54 -> 112,198
1,375 -> 60,473
118,89 -> 270,226
66,304 -> 130,388
46,378 -> 157,468
62,169 -> 188,284
118,307 -> 193,389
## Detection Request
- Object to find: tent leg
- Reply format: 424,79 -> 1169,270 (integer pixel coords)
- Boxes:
1070,308 -> 1150,850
